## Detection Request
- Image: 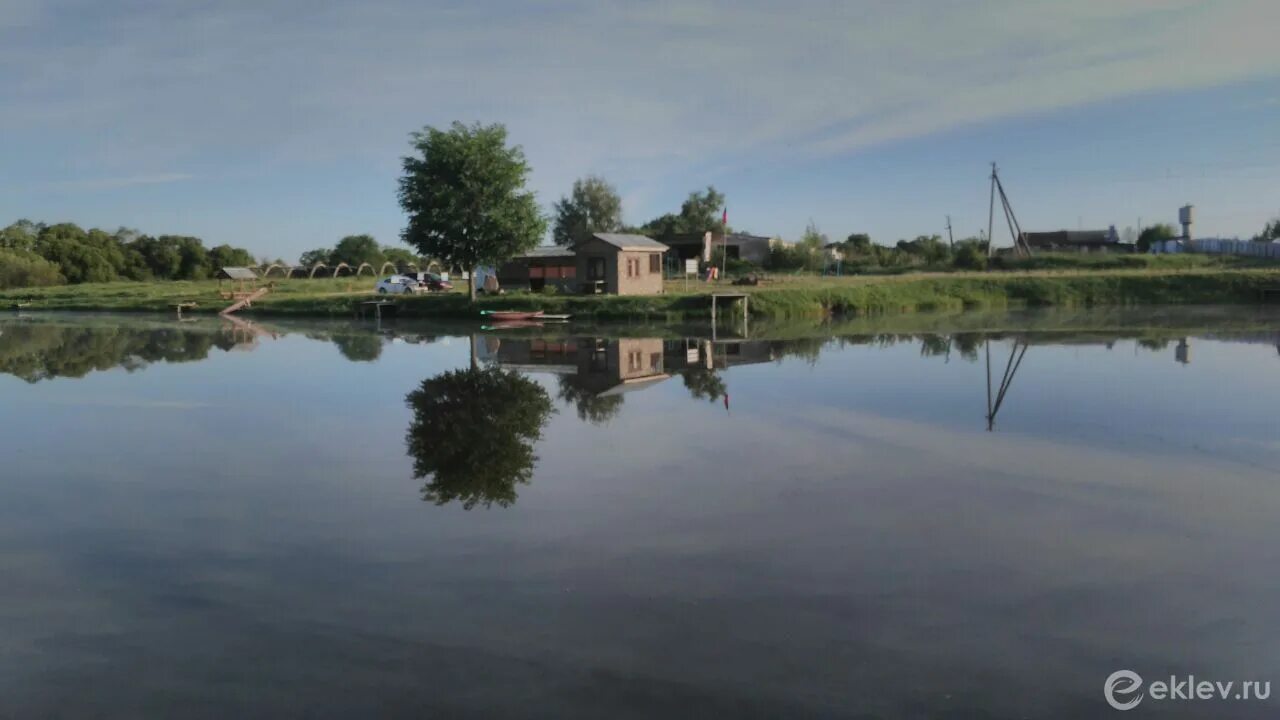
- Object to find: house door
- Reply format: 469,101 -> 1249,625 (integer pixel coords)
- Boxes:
588,257 -> 606,280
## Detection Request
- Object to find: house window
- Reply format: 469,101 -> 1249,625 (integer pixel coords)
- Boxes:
628,350 -> 643,371
649,254 -> 661,273
588,257 -> 606,280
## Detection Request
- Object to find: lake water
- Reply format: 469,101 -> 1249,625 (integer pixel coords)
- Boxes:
1,308 -> 1278,718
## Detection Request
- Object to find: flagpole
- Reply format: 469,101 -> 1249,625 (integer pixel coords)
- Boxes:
720,207 -> 727,282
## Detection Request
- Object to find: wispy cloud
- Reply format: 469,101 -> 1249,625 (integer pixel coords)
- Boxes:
1,0 -> 1277,211
48,173 -> 195,191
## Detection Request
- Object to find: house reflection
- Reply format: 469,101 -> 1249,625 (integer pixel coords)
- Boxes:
480,336 -> 781,421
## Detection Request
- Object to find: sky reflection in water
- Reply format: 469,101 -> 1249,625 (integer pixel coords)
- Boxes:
0,309 -> 1278,719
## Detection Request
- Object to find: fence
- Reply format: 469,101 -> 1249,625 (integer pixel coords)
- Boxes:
1152,238 -> 1280,259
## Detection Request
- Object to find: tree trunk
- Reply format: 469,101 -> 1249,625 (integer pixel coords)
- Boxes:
469,270 -> 477,302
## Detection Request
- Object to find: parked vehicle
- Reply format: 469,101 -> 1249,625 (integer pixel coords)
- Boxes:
419,273 -> 453,292
376,276 -> 420,294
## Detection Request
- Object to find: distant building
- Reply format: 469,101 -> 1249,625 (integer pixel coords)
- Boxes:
574,233 -> 668,295
1021,226 -> 1126,253
496,246 -> 577,292
658,231 -> 778,266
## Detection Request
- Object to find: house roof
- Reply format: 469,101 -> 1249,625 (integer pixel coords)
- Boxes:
661,232 -> 775,247
714,233 -> 774,244
588,233 -> 668,251
513,245 -> 576,259
217,267 -> 259,280
1023,230 -> 1117,246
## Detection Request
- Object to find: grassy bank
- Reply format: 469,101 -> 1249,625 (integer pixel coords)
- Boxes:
3,268 -> 1279,320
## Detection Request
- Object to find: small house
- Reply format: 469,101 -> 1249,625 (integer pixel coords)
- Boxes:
573,233 -> 668,295
1021,227 -> 1125,253
497,246 -> 578,292
215,266 -> 260,292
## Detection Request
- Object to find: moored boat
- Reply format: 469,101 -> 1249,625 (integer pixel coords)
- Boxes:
479,310 -> 544,321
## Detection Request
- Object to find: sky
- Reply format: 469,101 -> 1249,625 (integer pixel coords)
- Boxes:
1,0 -> 1278,260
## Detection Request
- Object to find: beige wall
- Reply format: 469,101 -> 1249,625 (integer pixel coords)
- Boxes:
611,338 -> 665,380
616,250 -> 664,295
575,238 -> 665,295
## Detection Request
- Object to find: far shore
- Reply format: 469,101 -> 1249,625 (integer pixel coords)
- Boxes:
4,267 -> 1280,321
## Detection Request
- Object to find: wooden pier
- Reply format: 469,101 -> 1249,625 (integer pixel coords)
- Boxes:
219,288 -> 269,316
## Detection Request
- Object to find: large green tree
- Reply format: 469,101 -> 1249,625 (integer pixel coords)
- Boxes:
330,234 -> 385,267
398,122 -> 547,300
552,175 -> 623,246
208,244 -> 256,269
639,185 -> 727,237
404,365 -> 555,509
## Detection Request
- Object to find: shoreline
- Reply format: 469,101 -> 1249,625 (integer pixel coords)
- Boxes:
4,268 -> 1280,321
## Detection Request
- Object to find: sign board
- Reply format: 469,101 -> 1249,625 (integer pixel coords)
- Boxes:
684,259 -> 699,275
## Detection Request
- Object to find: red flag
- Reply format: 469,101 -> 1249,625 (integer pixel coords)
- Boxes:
722,208 -> 728,225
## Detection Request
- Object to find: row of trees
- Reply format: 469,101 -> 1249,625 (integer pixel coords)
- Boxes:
0,220 -> 256,289
296,234 -> 426,271
552,176 -> 729,247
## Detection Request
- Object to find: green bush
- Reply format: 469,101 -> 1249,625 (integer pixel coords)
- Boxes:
0,249 -> 65,289
952,243 -> 987,270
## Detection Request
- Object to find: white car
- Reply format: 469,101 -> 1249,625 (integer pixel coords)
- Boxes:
375,276 -> 420,295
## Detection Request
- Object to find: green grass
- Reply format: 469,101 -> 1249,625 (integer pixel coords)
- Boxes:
3,266 -> 1280,321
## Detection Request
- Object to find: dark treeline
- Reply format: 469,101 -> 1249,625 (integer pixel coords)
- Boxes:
0,220 -> 256,289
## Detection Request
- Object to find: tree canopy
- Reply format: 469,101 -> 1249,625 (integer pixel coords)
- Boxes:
398,122 -> 547,299
637,186 -> 726,237
329,234 -> 384,267
552,175 -> 623,246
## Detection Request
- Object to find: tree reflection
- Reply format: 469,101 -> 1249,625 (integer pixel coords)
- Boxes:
555,374 -> 624,424
405,365 -> 555,509
331,333 -> 383,362
680,367 -> 727,402
0,323 -> 230,382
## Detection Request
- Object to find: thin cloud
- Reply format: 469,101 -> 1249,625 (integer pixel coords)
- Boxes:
48,173 -> 195,191
1,0 -> 1277,226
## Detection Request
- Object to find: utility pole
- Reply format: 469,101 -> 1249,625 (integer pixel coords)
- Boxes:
986,162 -> 1030,258
987,163 -> 997,258
946,215 -> 954,248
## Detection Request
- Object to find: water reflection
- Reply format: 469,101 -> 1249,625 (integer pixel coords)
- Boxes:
984,338 -> 1029,431
404,364 -> 556,509
3,310 -> 1280,716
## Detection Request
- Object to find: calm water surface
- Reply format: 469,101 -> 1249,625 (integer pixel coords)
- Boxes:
1,308 -> 1278,718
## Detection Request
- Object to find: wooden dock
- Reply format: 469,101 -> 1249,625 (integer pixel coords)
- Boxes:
710,293 -> 748,324
358,300 -> 398,320
219,288 -> 269,316
710,293 -> 749,340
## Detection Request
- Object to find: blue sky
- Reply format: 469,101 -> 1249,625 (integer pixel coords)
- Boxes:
1,0 -> 1278,261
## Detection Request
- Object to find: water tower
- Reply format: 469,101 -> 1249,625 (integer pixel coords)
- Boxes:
1179,204 -> 1194,240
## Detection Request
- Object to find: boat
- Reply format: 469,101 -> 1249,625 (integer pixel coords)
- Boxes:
539,314 -> 572,322
479,310 -> 544,321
